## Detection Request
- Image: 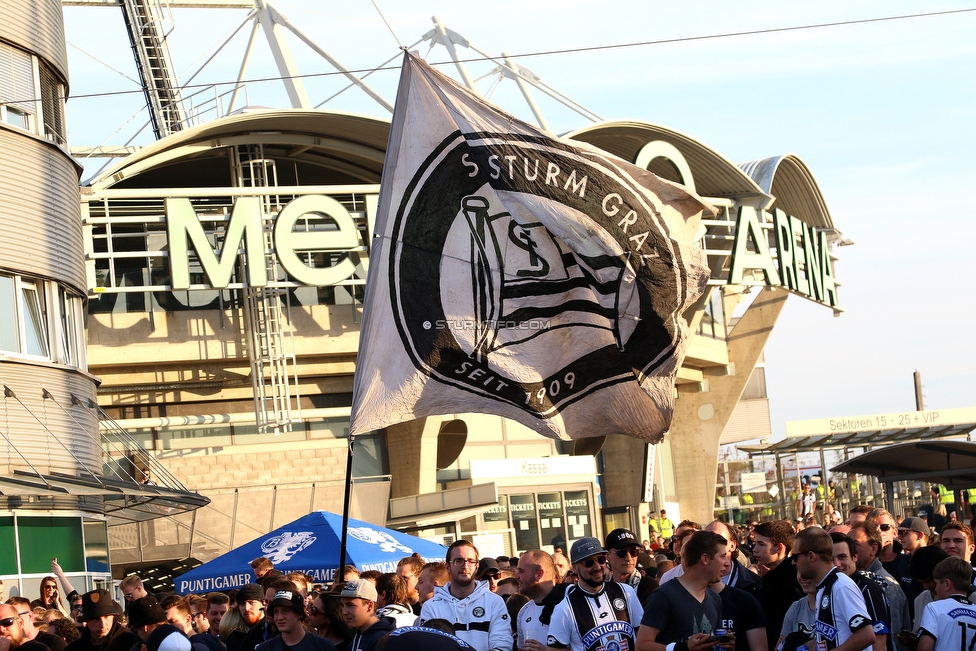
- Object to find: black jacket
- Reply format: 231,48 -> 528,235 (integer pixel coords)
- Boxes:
348,618 -> 395,651
65,620 -> 142,651
761,558 -> 803,651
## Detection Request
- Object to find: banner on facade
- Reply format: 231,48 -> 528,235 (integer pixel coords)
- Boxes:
350,52 -> 712,442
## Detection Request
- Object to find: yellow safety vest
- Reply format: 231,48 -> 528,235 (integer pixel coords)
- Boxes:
939,484 -> 955,504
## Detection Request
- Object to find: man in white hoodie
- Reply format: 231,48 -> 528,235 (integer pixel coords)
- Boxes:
419,540 -> 511,651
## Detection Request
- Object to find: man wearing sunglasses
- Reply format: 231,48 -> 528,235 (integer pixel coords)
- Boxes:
419,540 -> 511,651
546,537 -> 643,651
848,522 -> 909,651
5,597 -> 66,651
792,528 -> 876,651
606,529 -> 657,604
0,602 -> 49,651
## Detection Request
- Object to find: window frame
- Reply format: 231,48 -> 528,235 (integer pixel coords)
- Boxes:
0,272 -> 86,369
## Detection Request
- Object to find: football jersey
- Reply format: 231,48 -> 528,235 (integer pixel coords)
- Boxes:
918,594 -> 976,651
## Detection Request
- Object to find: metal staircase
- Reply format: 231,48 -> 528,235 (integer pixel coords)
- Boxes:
118,0 -> 185,138
233,144 -> 301,433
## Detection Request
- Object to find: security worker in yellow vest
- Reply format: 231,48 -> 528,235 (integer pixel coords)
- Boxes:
934,483 -> 957,520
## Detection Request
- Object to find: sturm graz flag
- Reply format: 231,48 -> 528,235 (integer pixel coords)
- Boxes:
350,52 -> 711,442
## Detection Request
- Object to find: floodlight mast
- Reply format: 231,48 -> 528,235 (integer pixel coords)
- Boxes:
64,0 -> 601,145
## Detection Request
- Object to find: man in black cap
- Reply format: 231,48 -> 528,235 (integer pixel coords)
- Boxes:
129,596 -> 168,642
476,559 -> 502,594
380,627 -> 472,651
226,585 -> 266,651
546,537 -> 642,651
605,528 -> 657,604
894,517 -> 928,620
65,590 -> 141,651
376,626 -> 474,651
256,591 -> 334,651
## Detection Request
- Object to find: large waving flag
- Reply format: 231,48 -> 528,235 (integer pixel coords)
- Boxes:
350,52 -> 712,442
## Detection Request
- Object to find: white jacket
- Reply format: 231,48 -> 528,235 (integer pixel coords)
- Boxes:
376,603 -> 418,629
419,581 -> 511,651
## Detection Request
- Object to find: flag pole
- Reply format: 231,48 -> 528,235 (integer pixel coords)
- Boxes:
337,432 -> 354,585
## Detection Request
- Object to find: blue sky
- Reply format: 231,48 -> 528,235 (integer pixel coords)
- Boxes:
61,1 -> 976,438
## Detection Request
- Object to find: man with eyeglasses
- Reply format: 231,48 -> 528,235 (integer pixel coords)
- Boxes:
0,602 -> 49,651
476,559 -> 503,594
0,602 -> 51,651
848,522 -> 909,651
118,576 -> 150,613
4,598 -> 65,651
792,528 -> 875,651
419,540 -> 510,651
605,529 -> 657,604
867,510 -> 914,613
546,537 -> 642,651
188,597 -> 211,637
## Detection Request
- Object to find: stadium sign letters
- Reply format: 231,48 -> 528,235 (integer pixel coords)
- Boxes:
163,168 -> 839,313
166,194 -> 371,290
729,206 -> 840,309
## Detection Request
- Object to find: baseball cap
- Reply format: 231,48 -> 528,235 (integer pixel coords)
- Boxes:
269,590 -> 305,615
605,528 -> 639,549
340,578 -> 378,602
128,596 -> 166,628
476,558 -> 500,579
898,517 -> 928,534
146,625 -> 191,651
570,537 -> 606,564
384,627 -> 472,651
909,545 -> 948,581
235,583 -> 265,604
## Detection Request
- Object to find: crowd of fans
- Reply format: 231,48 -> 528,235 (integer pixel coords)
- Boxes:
4,499 -> 976,651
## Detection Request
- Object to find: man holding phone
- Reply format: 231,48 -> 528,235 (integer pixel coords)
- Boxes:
636,531 -> 734,651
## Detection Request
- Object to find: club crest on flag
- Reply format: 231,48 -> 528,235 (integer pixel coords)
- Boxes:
351,53 -> 712,442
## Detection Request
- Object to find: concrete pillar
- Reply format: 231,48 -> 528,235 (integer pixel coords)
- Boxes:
600,435 -> 648,515
667,287 -> 788,524
384,418 -> 439,497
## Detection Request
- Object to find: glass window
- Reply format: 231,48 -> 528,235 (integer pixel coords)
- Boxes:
157,424 -> 232,450
0,42 -> 37,133
84,520 -> 110,573
510,493 -> 539,552
309,417 -> 350,439
5,106 -> 30,130
59,288 -> 84,366
18,516 -> 84,573
234,422 -> 306,445
0,516 -> 16,574
352,432 -> 388,478
21,280 -> 48,356
483,494 -> 510,530
0,275 -> 19,353
563,490 -> 592,543
538,492 -> 565,553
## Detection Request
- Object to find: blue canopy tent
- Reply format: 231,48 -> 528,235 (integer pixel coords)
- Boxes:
174,511 -> 447,594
